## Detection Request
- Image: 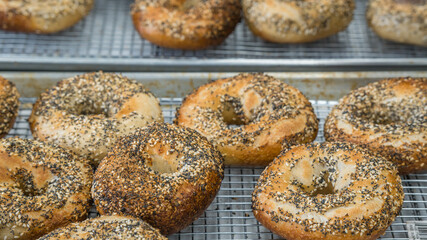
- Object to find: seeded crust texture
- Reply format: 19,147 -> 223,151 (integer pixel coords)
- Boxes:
131,0 -> 241,49
38,215 -> 167,240
29,72 -> 163,166
242,0 -> 355,43
92,122 -> 224,235
252,142 -> 404,240
0,0 -> 94,33
176,73 -> 318,166
0,137 -> 93,240
367,0 -> 427,47
0,76 -> 19,139
325,77 -> 427,174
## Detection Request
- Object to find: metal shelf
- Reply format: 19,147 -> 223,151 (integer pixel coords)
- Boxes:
10,98 -> 427,239
0,0 -> 426,71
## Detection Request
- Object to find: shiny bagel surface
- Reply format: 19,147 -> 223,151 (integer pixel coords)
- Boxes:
176,73 -> 318,166
0,0 -> 94,33
325,77 -> 427,174
29,72 -> 163,166
242,0 -> 355,43
38,215 -> 167,240
92,122 -> 224,235
131,0 -> 241,49
0,137 -> 92,240
0,76 -> 19,138
252,142 -> 404,240
366,0 -> 427,46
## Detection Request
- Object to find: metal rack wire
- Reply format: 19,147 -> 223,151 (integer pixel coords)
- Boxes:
0,0 -> 426,71
9,98 -> 427,240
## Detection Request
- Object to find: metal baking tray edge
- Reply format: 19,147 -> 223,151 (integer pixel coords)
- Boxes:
3,71 -> 426,99
1,58 -> 427,72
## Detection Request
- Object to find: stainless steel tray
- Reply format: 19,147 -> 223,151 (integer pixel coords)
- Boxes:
10,98 -> 427,240
5,71 -> 427,239
0,0 -> 426,71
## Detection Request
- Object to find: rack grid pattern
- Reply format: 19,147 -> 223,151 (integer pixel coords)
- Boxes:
0,0 -> 426,61
8,98 -> 427,239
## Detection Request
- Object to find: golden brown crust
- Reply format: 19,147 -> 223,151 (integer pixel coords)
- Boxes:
176,73 -> 318,166
38,215 -> 167,240
324,77 -> 427,174
242,0 -> 355,43
0,0 -> 94,33
131,0 -> 241,49
366,0 -> 427,47
0,137 -> 93,240
0,76 -> 19,139
252,142 -> 404,240
92,122 -> 224,235
29,72 -> 163,166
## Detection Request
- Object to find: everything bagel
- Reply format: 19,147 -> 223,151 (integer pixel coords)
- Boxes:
325,77 -> 427,174
176,73 -> 318,166
367,0 -> 427,46
131,0 -> 241,49
0,76 -> 19,138
92,122 -> 224,235
253,142 -> 404,240
242,0 -> 355,43
29,72 -> 163,166
0,137 -> 92,240
0,0 -> 94,33
38,216 -> 167,240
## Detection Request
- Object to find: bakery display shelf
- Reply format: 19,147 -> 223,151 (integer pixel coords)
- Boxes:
0,0 -> 426,71
9,97 -> 427,240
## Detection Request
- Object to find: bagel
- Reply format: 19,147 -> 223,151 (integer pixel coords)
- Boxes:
92,122 -> 224,235
131,0 -> 241,49
0,0 -> 94,34
0,76 -> 19,138
325,77 -> 427,174
0,137 -> 92,240
242,0 -> 355,43
38,215 -> 167,240
252,142 -> 404,240
366,0 -> 427,47
175,73 -> 318,166
29,72 -> 163,166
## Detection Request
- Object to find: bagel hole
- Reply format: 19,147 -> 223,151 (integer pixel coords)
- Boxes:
146,153 -> 180,174
73,102 -> 109,117
301,172 -> 335,197
309,178 -> 335,197
80,108 -> 105,116
221,96 -> 247,128
12,168 -> 47,197
361,109 -> 413,125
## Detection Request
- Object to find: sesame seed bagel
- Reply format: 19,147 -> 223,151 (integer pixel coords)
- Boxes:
29,72 -> 163,167
0,0 -> 94,34
131,0 -> 241,50
0,137 -> 92,240
0,76 -> 19,139
325,77 -> 427,174
367,0 -> 427,47
175,73 -> 318,166
242,0 -> 355,43
38,215 -> 167,240
252,142 -> 404,240
92,122 -> 224,235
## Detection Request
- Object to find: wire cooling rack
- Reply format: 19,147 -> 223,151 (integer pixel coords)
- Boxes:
0,0 -> 426,71
9,98 -> 427,240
